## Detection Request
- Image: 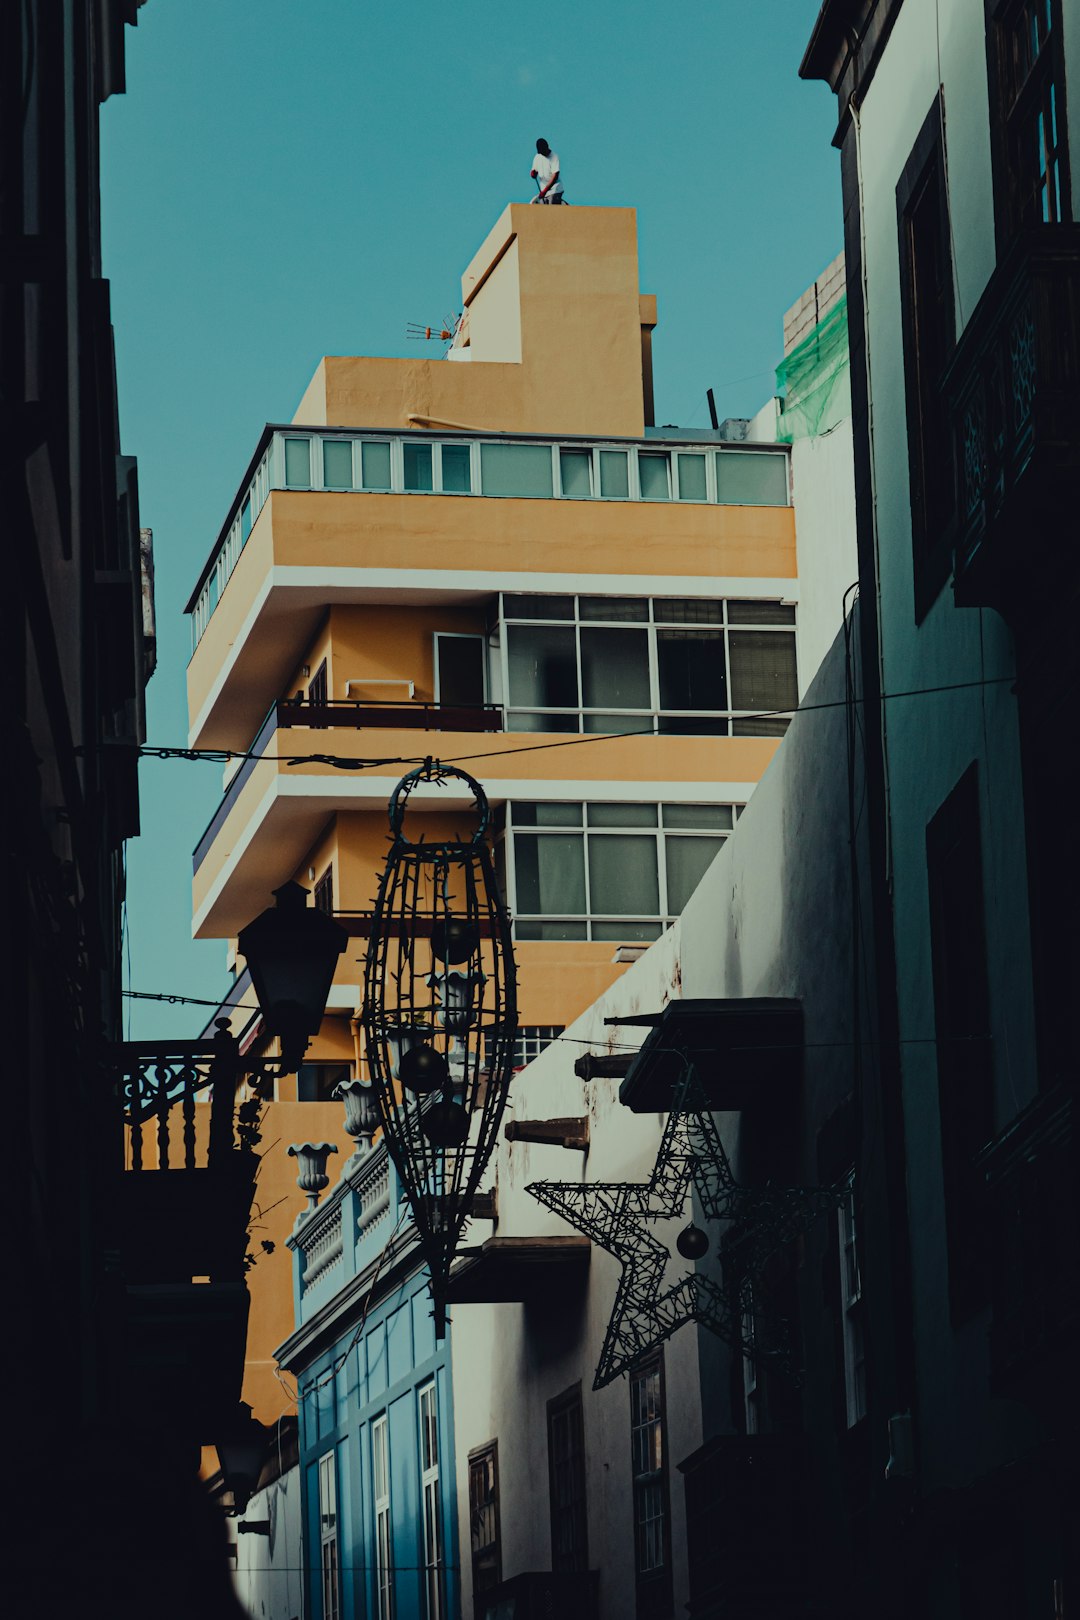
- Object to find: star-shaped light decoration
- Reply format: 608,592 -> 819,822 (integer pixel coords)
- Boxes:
527,1061 -> 844,1389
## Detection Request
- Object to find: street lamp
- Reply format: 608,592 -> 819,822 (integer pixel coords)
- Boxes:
237,881 -> 347,1073
216,1402 -> 269,1517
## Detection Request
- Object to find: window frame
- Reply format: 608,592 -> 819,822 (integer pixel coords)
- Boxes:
838,1171 -> 868,1428
629,1351 -> 673,1620
896,93 -> 958,623
502,799 -> 739,941
985,0 -> 1073,250
498,593 -> 797,738
548,1383 -> 589,1575
372,1413 -> 394,1620
417,1381 -> 444,1620
468,1440 -> 501,1602
318,1450 -> 340,1620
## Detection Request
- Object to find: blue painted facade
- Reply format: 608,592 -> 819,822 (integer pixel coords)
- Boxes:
280,1144 -> 460,1620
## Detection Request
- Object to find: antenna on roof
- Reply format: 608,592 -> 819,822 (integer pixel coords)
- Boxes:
406,317 -> 460,344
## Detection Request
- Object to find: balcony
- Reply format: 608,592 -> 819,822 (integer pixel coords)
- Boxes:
184,431 -> 797,751
945,225 -> 1080,616
477,1571 -> 599,1620
678,1434 -> 811,1618
115,1035 -> 258,1438
978,1085 -> 1079,1399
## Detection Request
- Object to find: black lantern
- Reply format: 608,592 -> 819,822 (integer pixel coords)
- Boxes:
216,1402 -> 269,1516
237,881 -> 347,1071
362,761 -> 517,1335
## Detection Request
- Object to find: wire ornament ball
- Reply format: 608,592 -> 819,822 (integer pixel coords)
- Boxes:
361,761 -> 518,1335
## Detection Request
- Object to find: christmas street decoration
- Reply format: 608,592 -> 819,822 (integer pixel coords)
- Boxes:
527,1060 -> 844,1389
361,760 -> 517,1335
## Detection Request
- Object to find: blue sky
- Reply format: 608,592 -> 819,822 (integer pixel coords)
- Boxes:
102,0 -> 841,1037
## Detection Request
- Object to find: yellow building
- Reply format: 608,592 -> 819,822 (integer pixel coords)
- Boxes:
186,204 -> 801,1421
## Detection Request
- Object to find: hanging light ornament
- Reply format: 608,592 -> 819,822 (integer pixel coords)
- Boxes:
361,760 -> 517,1334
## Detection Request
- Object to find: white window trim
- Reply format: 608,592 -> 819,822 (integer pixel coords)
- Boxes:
318,1450 -> 340,1620
418,1381 -> 444,1620
373,1414 -> 394,1620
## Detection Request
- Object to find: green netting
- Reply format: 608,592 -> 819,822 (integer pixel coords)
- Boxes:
775,294 -> 850,442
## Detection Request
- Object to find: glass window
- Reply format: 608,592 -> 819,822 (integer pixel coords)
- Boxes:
514,834 -> 587,916
560,449 -> 592,497
654,598 -> 723,624
587,803 -> 657,827
665,835 -> 725,912
657,627 -> 727,711
373,1417 -> 393,1620
630,1355 -> 670,1608
512,802 -> 583,826
469,1445 -> 501,1599
323,440 -> 354,490
503,594 -> 575,620
589,834 -> 659,916
362,441 -> 392,489
715,450 -> 788,505
480,442 -> 553,497
284,437 -> 311,489
599,449 -> 629,497
579,596 -> 648,622
319,1452 -> 340,1620
662,803 -> 732,829
404,442 -> 434,492
507,625 -> 579,709
728,631 -> 798,712
677,452 -> 708,501
440,443 -> 471,493
548,1388 -> 588,1575
591,920 -> 663,942
728,600 -> 796,625
516,920 -> 589,940
638,453 -> 670,500
580,627 -> 651,710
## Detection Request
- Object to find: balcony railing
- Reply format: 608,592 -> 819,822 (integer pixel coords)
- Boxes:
945,224 -> 1080,614
477,1571 -> 599,1620
188,426 -> 791,649
679,1434 -> 810,1617
192,698 -> 504,874
978,1085 -> 1078,1398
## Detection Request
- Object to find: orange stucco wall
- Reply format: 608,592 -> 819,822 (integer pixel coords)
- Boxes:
293,207 -> 650,439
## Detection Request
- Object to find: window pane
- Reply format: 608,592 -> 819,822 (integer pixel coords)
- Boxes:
583,713 -> 653,734
323,440 -> 354,489
515,833 -> 586,914
284,437 -> 311,488
436,636 -> 485,706
587,803 -> 657,827
715,450 -> 788,505
677,453 -> 707,500
729,631 -> 798,710
560,450 -> 592,496
588,834 -> 659,915
512,802 -> 583,826
727,600 -> 796,625
503,593 -> 574,620
657,628 -> 727,711
362,441 -> 392,489
508,711 -> 579,732
507,625 -> 579,708
662,803 -> 732,829
580,627 -> 651,709
599,450 -> 629,497
441,443 -> 471,492
579,596 -> 649,622
480,442 -> 553,497
591,920 -> 663,941
666,835 -> 725,912
404,442 -> 434,492
733,715 -> 790,737
654,598 -> 723,624
516,919 -> 588,940
638,454 -> 670,499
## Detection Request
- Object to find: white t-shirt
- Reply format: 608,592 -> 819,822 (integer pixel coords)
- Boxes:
532,151 -> 563,195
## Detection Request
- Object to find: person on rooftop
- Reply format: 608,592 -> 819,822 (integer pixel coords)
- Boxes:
530,139 -> 564,204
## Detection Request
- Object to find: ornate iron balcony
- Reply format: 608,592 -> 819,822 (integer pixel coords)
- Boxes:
979,1084 -> 1079,1398
945,224 -> 1080,617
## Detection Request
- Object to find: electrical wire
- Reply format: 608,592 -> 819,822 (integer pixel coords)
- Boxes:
107,670 -> 1018,777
